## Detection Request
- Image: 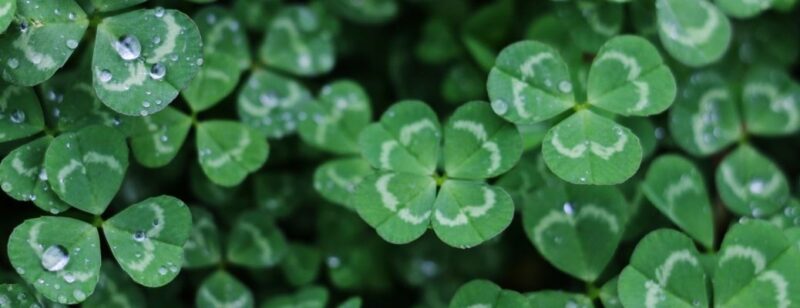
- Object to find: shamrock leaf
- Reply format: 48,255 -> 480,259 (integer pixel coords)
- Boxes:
0,83 -> 45,143
93,8 -> 202,116
526,291 -> 594,308
324,0 -> 398,24
655,0 -> 732,67
263,286 -> 329,308
555,0 -> 623,53
259,5 -> 335,77
298,80 -> 372,154
600,277 -> 623,308
523,183 -> 627,281
103,195 -> 191,287
618,229 -> 709,308
196,271 -> 254,308
741,66 -> 800,136
0,284 -> 39,307
0,0 -> 15,34
542,110 -> 643,185
587,35 -> 677,116
44,125 -> 129,215
313,157 -> 374,207
281,243 -> 322,287
669,71 -> 742,156
85,0 -> 146,13
0,137 -> 70,214
432,180 -> 514,248
715,145 -> 789,217
449,280 -> 529,308
129,107 -> 192,168
714,221 -> 800,308
642,155 -> 715,248
358,101 -> 441,175
226,209 -> 288,268
716,0 -> 772,18
0,0 -> 88,86
8,217 -> 100,305
182,7 -> 250,112
487,40 -> 574,124
183,207 -> 222,269
237,69 -> 313,139
196,120 -> 269,187
82,261 -> 145,308
766,199 -> 800,229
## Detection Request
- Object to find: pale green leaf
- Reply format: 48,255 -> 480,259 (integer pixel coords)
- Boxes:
0,136 -> 70,214
526,291 -> 594,308
196,271 -> 254,308
129,107 -> 191,168
555,0 -> 623,53
0,83 -> 45,143
226,209 -> 288,268
0,284 -> 40,308
716,0 -> 773,18
262,286 -> 328,308
281,243 -> 322,287
183,207 -> 221,269
656,0 -> 732,67
237,69 -> 313,139
259,5 -> 335,77
196,120 -> 269,187
298,80 -> 372,154
0,0 -> 15,34
86,0 -> 146,12
741,66 -> 800,136
715,145 -> 790,217
313,157 -> 374,208
449,280 -> 529,308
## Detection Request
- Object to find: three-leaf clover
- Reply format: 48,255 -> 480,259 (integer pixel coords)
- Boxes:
353,101 -> 522,248
488,35 -> 676,184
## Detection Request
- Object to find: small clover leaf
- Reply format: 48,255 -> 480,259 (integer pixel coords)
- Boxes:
0,136 -> 70,214
258,5 -> 336,77
0,284 -> 40,307
600,277 -> 623,308
226,209 -> 288,268
313,157 -> 374,208
8,216 -> 101,305
196,120 -> 269,187
129,107 -> 192,168
237,69 -> 313,139
0,0 -> 88,86
618,229 -> 709,308
715,145 -> 790,217
183,207 -> 222,269
642,154 -> 715,249
262,286 -> 329,308
522,183 -> 628,281
741,66 -> 800,136
196,271 -> 254,308
449,280 -> 529,308
103,195 -> 191,288
44,125 -> 129,215
0,83 -> 45,143
298,80 -> 372,154
93,8 -> 202,116
655,0 -> 732,67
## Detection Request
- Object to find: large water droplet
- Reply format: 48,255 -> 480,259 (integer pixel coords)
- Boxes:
748,179 -> 765,194
562,202 -> 575,216
133,230 -> 146,242
154,7 -> 165,18
114,35 -> 142,61
491,99 -> 508,115
41,245 -> 70,272
66,39 -> 79,49
149,63 -> 166,80
10,109 -> 26,124
98,69 -> 112,83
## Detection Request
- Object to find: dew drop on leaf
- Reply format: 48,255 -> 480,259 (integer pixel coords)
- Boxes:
149,63 -> 166,80
158,267 -> 168,275
9,109 -> 26,124
491,99 -> 508,115
748,179 -> 764,194
98,69 -> 112,83
63,273 -> 75,283
19,21 -> 29,33
7,58 -> 18,69
558,81 -> 573,93
133,230 -> 146,242
41,245 -> 70,272
114,35 -> 142,61
562,202 -> 575,216
66,40 -> 79,49
154,7 -> 165,18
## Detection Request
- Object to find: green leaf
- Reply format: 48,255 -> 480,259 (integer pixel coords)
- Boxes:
715,0 -> 772,18
182,7 -> 250,112
0,0 -> 16,34
741,66 -> 800,136
442,63 -> 485,104
432,180 -> 514,248
86,0 -> 146,12
259,5 -> 335,77
324,0 -> 397,24
298,80 -> 372,154
0,136 -> 70,214
714,221 -> 800,308
495,153 -> 556,209
642,155 -> 715,248
0,83 -> 45,143
541,110 -> 643,185
487,40 -> 575,124
93,8 -> 202,116
226,209 -> 288,268
415,18 -> 460,65
183,207 -> 221,269
555,0 -> 623,53
281,243 -> 322,287
600,277 -> 624,308
668,71 -> 742,156
618,117 -> 658,158
7,216 -> 100,305
237,69 -> 313,139
196,271 -> 254,308
129,107 -> 191,168
766,199 -> 800,229
359,101 -> 441,175
526,291 -> 594,308
449,280 -> 529,308
354,172 -> 436,244
618,229 -> 709,308
196,120 -> 269,187
262,286 -> 329,308
656,0 -> 732,67
0,284 -> 40,308
82,261 -> 146,308
461,0 -> 512,71
313,157 -> 374,208
715,145 -> 790,217
44,125 -> 129,215
337,297 -> 362,308
587,35 -> 677,116
523,183 -> 627,281
103,195 -> 191,287
0,0 -> 88,86
443,101 -> 522,179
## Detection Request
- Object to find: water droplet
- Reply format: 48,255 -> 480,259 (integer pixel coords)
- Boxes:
140,110 -> 149,116
158,267 -> 168,275
57,295 -> 67,304
7,58 -> 18,69
98,69 -> 112,83
15,267 -> 24,275
326,256 -> 341,268
68,12 -> 76,20
66,39 -> 78,49
562,202 -> 575,215
114,35 -> 142,61
751,208 -> 763,218
38,169 -> 48,181
153,219 -> 160,226
491,99 -> 508,115
558,81 -> 573,93
196,58 -> 204,66
154,6 -> 165,18
748,179 -> 765,194
160,135 -> 168,142
63,273 -> 75,283
133,230 -> 146,242
19,21 -> 29,33
73,290 -> 86,301
10,109 -> 26,123
259,92 -> 279,108
41,245 -> 70,272
692,299 -> 701,307
206,13 -> 217,24
149,62 -> 166,80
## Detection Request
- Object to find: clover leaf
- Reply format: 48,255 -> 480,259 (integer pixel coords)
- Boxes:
716,0 -> 773,18
313,157 -> 374,208
449,280 -> 528,308
526,291 -> 594,308
196,120 -> 269,187
298,80 -> 372,154
258,5 -> 336,77
183,207 -> 222,269
85,0 -> 146,13
281,243 -> 323,287
0,284 -> 39,308
655,0 -> 732,67
129,107 -> 192,168
715,145 -> 790,217
741,66 -> 800,136
324,0 -> 397,24
263,286 -> 329,308
0,0 -> 15,34
555,0 -> 623,53
0,136 -> 70,214
196,271 -> 254,308
82,261 -> 145,308
0,82 -> 45,143
237,69 -> 313,139
226,209 -> 288,268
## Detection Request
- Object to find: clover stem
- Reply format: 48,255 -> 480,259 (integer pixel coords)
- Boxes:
585,281 -> 600,300
433,173 -> 447,186
91,215 -> 104,228
573,102 -> 590,112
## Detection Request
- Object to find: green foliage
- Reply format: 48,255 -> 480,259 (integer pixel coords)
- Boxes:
0,0 -> 799,306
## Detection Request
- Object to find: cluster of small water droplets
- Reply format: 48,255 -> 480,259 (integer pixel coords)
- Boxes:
41,245 -> 70,272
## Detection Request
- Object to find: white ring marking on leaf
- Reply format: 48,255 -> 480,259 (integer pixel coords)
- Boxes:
434,187 -> 496,227
659,0 -> 720,46
205,129 -> 252,168
97,62 -> 147,92
532,204 -> 619,244
692,88 -> 728,153
238,223 -> 273,264
550,131 -> 587,158
745,83 -> 799,131
719,245 -> 766,274
126,203 -> 165,272
645,249 -> 700,308
83,152 -> 123,172
56,159 -> 85,193
757,270 -> 791,308
399,119 -> 437,146
520,52 -> 554,79
596,51 -> 650,112
11,155 -> 37,177
148,13 -> 181,64
453,120 -> 501,174
378,141 -> 397,169
12,29 -> 56,70
375,174 -> 429,225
